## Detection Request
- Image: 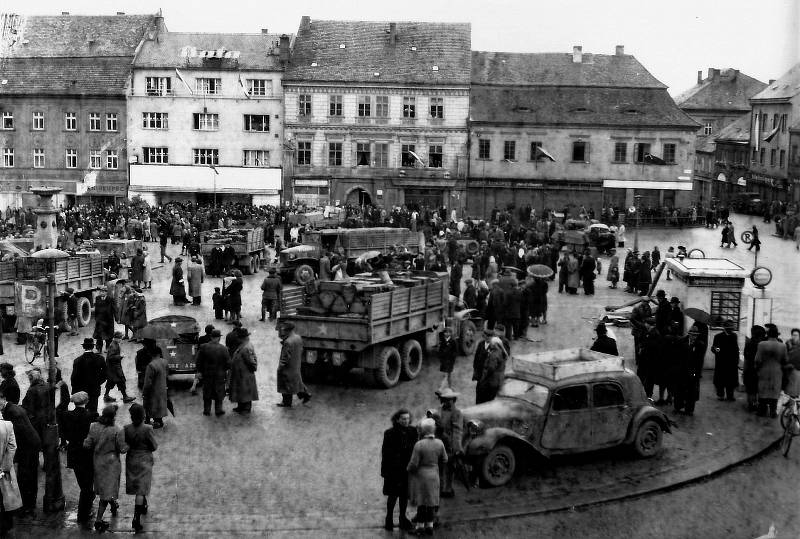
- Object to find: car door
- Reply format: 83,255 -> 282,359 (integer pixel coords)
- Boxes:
540,384 -> 592,451
591,381 -> 632,446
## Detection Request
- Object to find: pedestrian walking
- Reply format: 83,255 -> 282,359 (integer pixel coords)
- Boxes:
0,417 -> 21,536
104,332 -> 135,404
71,338 -> 108,413
130,249 -> 145,288
712,320 -> 740,401
0,388 -> 39,517
194,329 -> 230,416
170,258 -> 189,306
230,329 -> 258,414
84,405 -> 128,533
62,391 -> 97,526
438,327 -> 458,390
124,403 -> 157,533
755,325 -> 788,417
0,364 -> 19,405
260,268 -> 282,321
743,325 -> 766,412
187,256 -> 205,306
66,287 -> 79,335
381,408 -> 417,532
407,417 -> 446,535
276,322 -> 311,407
747,225 -> 761,252
93,286 -> 115,353
142,350 -> 168,429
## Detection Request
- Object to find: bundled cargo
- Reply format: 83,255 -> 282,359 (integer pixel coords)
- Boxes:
200,227 -> 265,275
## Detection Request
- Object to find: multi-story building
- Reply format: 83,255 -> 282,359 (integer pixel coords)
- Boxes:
790,124 -> 800,207
283,17 -> 470,211
675,68 -> 766,204
712,113 -> 752,202
468,47 -> 699,215
749,64 -> 800,204
0,12 -> 161,207
127,31 -> 289,206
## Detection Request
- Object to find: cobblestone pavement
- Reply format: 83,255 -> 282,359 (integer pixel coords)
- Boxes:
6,212 -> 798,537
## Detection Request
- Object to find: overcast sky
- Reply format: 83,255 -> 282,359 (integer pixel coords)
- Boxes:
9,0 -> 800,94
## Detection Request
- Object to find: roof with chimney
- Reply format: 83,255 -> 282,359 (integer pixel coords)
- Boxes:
751,63 -> 800,101
0,57 -> 132,96
674,68 -> 766,111
285,18 -> 471,85
133,32 -> 288,71
714,112 -> 752,143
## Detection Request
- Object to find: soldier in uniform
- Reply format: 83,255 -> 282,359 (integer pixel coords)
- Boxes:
276,322 -> 311,407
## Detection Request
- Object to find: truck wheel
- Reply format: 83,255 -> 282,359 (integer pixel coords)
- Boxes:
294,264 -> 315,286
373,346 -> 401,388
632,419 -> 663,457
253,255 -> 260,273
76,297 -> 92,327
460,320 -> 478,355
243,257 -> 254,275
480,443 -> 516,487
400,339 -> 423,380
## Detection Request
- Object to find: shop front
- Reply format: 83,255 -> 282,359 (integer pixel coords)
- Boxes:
600,179 -> 694,208
293,179 -> 331,208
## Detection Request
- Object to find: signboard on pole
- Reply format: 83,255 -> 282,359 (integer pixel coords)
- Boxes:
14,281 -> 47,319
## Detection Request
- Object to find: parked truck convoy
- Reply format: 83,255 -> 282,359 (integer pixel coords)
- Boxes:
201,227 -> 265,275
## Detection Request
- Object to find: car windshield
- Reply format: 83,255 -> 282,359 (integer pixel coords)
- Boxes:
498,378 -> 549,408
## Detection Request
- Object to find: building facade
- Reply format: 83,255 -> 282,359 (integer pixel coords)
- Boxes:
127,31 -> 289,206
712,114 -> 752,203
0,12 -> 160,207
468,48 -> 699,217
283,17 -> 470,212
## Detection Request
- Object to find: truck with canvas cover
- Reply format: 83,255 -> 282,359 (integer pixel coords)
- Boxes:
201,227 -> 265,275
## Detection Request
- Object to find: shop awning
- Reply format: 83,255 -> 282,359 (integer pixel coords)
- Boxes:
601,180 -> 693,191
130,164 -> 281,194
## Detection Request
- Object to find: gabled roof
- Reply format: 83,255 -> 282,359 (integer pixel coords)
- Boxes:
285,19 -> 471,85
1,14 -> 157,58
714,113 -> 752,143
751,63 -> 800,101
469,85 -> 699,129
0,57 -> 131,96
674,69 -> 766,111
471,51 -> 666,88
134,32 -> 286,71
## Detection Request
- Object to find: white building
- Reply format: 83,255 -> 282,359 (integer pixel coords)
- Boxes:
127,31 -> 290,206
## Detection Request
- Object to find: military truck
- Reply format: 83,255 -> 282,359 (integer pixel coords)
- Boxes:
200,227 -> 265,275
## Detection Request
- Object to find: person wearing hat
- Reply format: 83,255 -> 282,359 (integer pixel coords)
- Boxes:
104,332 -> 135,405
142,338 -> 169,429
170,258 -> 189,306
590,323 -> 618,356
462,278 -> 477,310
65,287 -> 80,336
229,328 -> 258,414
130,248 -> 145,289
260,267 -> 282,322
755,324 -> 788,417
406,417 -> 446,534
471,326 -> 493,398
654,290 -> 671,335
61,391 -> 98,525
711,320 -> 740,401
476,337 -> 508,405
438,327 -> 458,391
21,367 -> 50,445
435,387 -> 463,498
195,329 -> 231,416
0,363 -> 19,405
224,269 -> 244,323
276,321 -> 311,407
71,337 -> 108,413
669,297 -> 685,335
93,285 -> 115,353
83,404 -> 128,533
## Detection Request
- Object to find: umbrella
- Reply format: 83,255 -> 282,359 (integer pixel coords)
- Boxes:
683,307 -> 711,324
527,264 -> 554,279
138,324 -> 179,341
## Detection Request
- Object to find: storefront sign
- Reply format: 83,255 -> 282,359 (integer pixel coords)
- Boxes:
686,276 -> 745,287
470,180 -> 543,189
294,179 -> 329,187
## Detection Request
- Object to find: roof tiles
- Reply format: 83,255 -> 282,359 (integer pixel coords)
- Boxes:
0,57 -> 131,96
674,69 -> 766,111
751,63 -> 800,101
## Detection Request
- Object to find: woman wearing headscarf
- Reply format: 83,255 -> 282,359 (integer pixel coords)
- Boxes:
229,329 -> 258,414
407,417 -> 447,535
124,403 -> 157,533
84,405 -> 128,533
380,408 -> 417,531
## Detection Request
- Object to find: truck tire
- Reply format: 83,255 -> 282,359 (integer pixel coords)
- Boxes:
463,240 -> 479,255
400,339 -> 423,380
480,443 -> 516,487
76,297 -> 92,327
253,254 -> 260,273
294,264 -> 315,286
373,346 -> 402,388
242,257 -> 254,275
460,320 -> 478,355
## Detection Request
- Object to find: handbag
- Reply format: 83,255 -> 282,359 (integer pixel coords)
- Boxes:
0,470 -> 23,512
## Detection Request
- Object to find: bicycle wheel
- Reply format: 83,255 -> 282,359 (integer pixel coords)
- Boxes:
780,406 -> 792,430
781,427 -> 793,458
24,337 -> 36,365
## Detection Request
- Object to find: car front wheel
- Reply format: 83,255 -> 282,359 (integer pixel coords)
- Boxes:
480,443 -> 516,487
633,419 -> 663,457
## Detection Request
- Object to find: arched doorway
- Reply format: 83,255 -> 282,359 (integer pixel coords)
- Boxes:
345,187 -> 372,206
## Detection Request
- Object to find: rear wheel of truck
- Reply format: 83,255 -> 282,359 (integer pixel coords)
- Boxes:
400,339 -> 423,380
242,257 -> 254,275
253,254 -> 260,273
373,346 -> 401,388
294,264 -> 315,286
76,297 -> 92,327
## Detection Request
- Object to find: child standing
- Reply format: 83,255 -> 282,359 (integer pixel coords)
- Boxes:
212,287 -> 224,320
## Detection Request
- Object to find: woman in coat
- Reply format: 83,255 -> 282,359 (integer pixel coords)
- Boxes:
84,405 -> 128,533
187,257 -> 205,306
142,353 -> 169,429
170,258 -> 188,306
124,403 -> 157,533
130,249 -> 145,288
0,418 -> 21,535
224,271 -> 243,322
743,325 -> 766,411
128,288 -> 148,340
142,247 -> 153,289
755,325 -> 788,417
229,330 -> 258,414
566,252 -> 580,294
381,409 -> 417,531
407,417 -> 446,535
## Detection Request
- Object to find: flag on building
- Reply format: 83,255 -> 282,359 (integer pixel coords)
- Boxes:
643,153 -> 667,165
408,150 -> 426,167
533,146 -> 556,161
209,164 -> 219,175
238,75 -> 250,99
175,68 -> 193,94
753,113 -> 760,152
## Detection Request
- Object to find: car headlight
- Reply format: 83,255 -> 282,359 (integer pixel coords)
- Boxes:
467,419 -> 484,437
288,253 -> 296,260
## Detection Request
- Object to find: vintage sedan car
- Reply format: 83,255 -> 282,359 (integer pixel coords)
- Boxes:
462,349 -> 671,487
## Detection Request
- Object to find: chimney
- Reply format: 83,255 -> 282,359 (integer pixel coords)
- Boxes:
615,45 -> 624,56
389,22 -> 397,46
116,11 -> 125,15
697,70 -> 702,84
708,68 -> 720,80
572,45 -> 582,63
261,28 -> 269,34
279,34 -> 290,66
300,16 -> 310,33
61,11 -> 69,15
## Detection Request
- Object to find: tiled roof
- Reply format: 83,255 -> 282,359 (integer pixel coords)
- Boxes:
0,57 -> 131,96
134,32 -> 286,71
2,14 -> 157,58
469,85 -> 699,129
714,113 -> 752,143
471,51 -> 666,88
751,63 -> 800,101
695,138 -> 717,154
285,19 -> 471,85
674,69 -> 766,111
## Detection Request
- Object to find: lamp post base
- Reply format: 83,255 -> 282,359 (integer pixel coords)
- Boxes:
42,423 -> 65,513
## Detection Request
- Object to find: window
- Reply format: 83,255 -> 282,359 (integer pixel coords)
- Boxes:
89,150 -> 102,169
106,150 -> 118,169
401,144 -> 417,167
703,122 -> 713,135
193,113 -> 219,131
710,291 -> 741,331
145,77 -> 172,96
770,149 -> 776,166
663,143 -> 677,164
478,139 -> 491,160
375,96 -> 389,118
88,113 -> 101,131
105,113 -> 118,132
356,143 -> 371,166
65,149 -> 77,169
142,147 -> 169,164
634,143 -> 651,163
65,112 -> 77,131
552,385 -> 589,411
374,143 -> 389,167
296,141 -> 311,165
773,114 -> 779,129
33,148 -> 45,168
781,114 -> 788,133
429,145 -> 443,168
793,145 -> 799,164
328,142 -> 343,166
760,148 -> 765,164
752,148 -> 757,162
247,79 -> 271,97
530,141 -> 543,161
1,112 -> 13,130
243,150 -> 269,167
32,111 -> 44,131
195,78 -> 221,95
358,96 -> 371,117
503,141 -> 516,161
142,112 -> 168,129
329,95 -> 343,117
298,94 -> 312,117
780,149 -> 786,168
761,113 -> 767,130
613,142 -> 627,162
1,148 -> 13,168
402,97 -> 416,118
429,97 -> 443,119
593,383 -> 625,407
193,148 -> 219,166
572,141 -> 588,162
244,114 -> 269,132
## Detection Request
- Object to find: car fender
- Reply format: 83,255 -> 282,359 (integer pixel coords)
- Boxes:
624,406 -> 672,444
466,427 -> 543,460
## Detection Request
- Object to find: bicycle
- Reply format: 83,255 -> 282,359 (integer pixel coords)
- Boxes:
24,326 -> 49,365
779,396 -> 800,457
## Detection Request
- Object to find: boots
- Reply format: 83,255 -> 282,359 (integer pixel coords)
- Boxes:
132,504 -> 144,533
384,515 -> 393,531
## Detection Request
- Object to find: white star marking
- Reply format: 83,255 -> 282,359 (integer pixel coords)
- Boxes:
318,324 -> 327,336
170,322 -> 177,327
169,351 -> 176,357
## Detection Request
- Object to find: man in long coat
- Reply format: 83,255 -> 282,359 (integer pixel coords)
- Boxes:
61,391 -> 97,525
260,268 -> 282,321
476,337 -> 507,404
712,320 -> 740,401
0,388 -> 41,515
580,249 -> 596,296
276,322 -> 311,407
170,258 -> 189,306
130,249 -> 145,288
71,338 -> 108,413
755,324 -> 788,417
194,330 -> 231,416
187,256 -> 205,306
434,388 -> 463,498
142,352 -> 168,428
230,330 -> 258,414
93,286 -> 115,353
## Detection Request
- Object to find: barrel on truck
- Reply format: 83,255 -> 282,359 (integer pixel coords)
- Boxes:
201,227 -> 265,275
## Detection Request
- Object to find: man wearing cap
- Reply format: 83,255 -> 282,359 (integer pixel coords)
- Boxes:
93,286 -> 115,353
61,391 -> 97,525
435,388 -> 463,498
260,268 -> 282,322
712,320 -> 740,401
590,323 -> 619,356
72,337 -> 108,413
0,386 -> 41,516
66,287 -> 79,336
195,329 -> 231,416
276,322 -> 311,407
